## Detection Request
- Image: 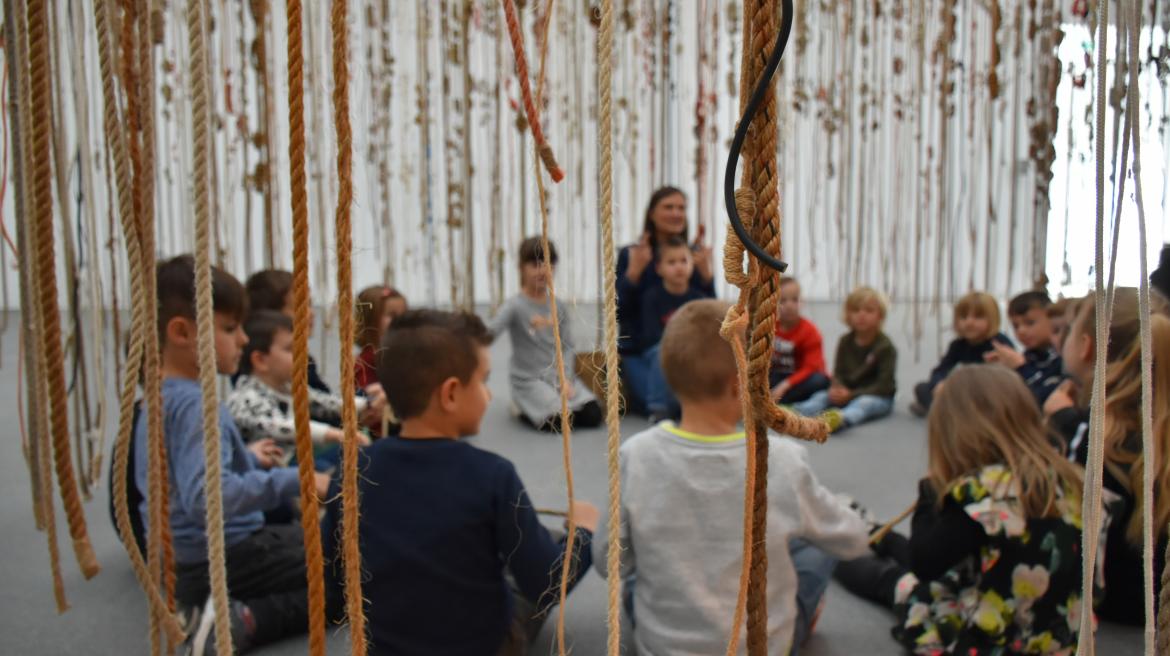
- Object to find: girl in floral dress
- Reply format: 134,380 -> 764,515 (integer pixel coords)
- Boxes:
835,365 -> 1090,655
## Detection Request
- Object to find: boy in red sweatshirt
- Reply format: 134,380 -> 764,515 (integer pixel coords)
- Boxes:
770,276 -> 831,403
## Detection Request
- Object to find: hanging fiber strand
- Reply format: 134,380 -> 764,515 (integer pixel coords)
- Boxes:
285,0 -> 328,652
26,0 -> 101,583
332,0 -> 368,651
501,0 -> 565,182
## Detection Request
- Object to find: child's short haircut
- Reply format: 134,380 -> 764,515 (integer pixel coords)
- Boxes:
954,291 -> 1001,336
1008,290 -> 1052,317
518,236 -> 558,266
156,255 -> 247,345
245,269 -> 294,313
238,310 -> 293,376
377,309 -> 492,420
655,235 -> 691,262
660,299 -> 737,401
843,286 -> 888,322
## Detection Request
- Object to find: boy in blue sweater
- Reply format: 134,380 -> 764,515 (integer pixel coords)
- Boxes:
984,291 -> 1064,406
322,309 -> 598,655
134,255 -> 329,655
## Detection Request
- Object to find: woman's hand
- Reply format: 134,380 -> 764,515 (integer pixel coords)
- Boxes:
692,223 -> 714,283
625,232 -> 653,283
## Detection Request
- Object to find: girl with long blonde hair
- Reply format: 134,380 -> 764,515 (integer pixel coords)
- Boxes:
836,365 -> 1087,655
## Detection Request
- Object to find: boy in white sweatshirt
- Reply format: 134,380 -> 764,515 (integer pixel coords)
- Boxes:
594,299 -> 870,655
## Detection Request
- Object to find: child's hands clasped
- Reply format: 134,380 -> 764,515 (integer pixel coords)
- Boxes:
983,341 -> 1025,369
828,384 -> 853,406
248,438 -> 283,469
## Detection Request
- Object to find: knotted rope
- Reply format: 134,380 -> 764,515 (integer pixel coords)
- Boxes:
597,1 -> 624,654
27,0 -> 100,583
187,0 -> 234,652
501,0 -> 565,182
332,0 -> 368,651
94,0 -> 185,643
285,0 -> 327,653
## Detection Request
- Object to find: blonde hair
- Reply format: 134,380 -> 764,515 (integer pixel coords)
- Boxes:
1071,288 -> 1170,543
954,291 -> 1001,339
660,299 -> 738,401
842,286 -> 888,324
927,365 -> 1083,519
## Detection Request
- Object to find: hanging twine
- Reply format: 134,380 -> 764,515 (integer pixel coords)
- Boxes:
26,0 -> 101,583
501,0 -> 565,182
187,0 -> 234,651
285,0 -> 328,652
596,1 -> 624,654
332,0 -> 368,651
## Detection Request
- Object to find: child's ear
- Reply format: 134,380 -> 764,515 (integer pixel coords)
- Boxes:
1076,332 -> 1094,365
165,316 -> 195,349
437,376 -> 462,413
250,349 -> 266,374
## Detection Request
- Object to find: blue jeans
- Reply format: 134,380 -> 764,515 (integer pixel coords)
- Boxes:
769,371 -> 832,404
792,391 -> 893,429
620,345 -> 679,417
621,540 -> 838,656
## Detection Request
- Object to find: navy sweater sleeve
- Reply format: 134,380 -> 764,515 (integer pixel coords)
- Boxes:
616,246 -> 643,353
908,479 -> 987,581
495,462 -> 593,610
1017,348 -> 1064,406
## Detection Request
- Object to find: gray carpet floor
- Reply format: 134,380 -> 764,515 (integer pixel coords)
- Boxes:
0,303 -> 1144,654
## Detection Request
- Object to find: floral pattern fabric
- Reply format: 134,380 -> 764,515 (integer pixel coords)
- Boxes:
892,465 -> 1086,655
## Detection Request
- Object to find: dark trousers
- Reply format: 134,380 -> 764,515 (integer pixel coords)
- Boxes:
769,371 -> 832,404
175,525 -> 309,648
526,400 -> 605,432
913,381 -> 935,409
833,531 -> 912,609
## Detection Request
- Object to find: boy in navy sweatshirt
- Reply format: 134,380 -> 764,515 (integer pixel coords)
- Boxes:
984,291 -> 1064,407
321,309 -> 598,655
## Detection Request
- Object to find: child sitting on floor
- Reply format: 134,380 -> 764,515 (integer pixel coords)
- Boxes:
770,275 -> 831,404
625,235 -> 715,421
137,256 -> 329,655
911,291 -> 1013,416
226,310 -> 369,467
594,299 -> 869,655
835,365 -> 1088,655
792,286 -> 897,433
983,290 -> 1064,406
353,284 -> 407,391
322,309 -> 598,655
487,237 -> 602,431
1048,288 -> 1169,625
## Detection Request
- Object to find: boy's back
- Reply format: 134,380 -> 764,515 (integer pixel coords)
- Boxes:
606,423 -> 868,655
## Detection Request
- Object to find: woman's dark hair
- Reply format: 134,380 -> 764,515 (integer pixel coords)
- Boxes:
641,186 -> 688,247
238,310 -> 293,376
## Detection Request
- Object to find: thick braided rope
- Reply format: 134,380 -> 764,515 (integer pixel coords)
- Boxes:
186,0 -> 234,652
597,1 -> 623,654
500,0 -> 564,182
332,1 -> 368,651
285,1 -> 327,653
1076,0 -> 1110,650
1122,3 -> 1156,651
528,5 -> 578,652
1160,532 -> 1170,653
26,0 -> 101,582
94,0 -> 185,642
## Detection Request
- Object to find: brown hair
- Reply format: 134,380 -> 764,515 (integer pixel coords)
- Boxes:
238,310 -> 293,376
1007,290 -> 1051,317
245,269 -> 294,314
518,236 -> 558,266
660,299 -> 737,401
1070,288 -> 1170,543
843,286 -> 888,323
927,365 -> 1083,520
1048,296 -> 1079,319
655,235 -> 691,262
156,255 -> 247,346
954,291 -> 1001,338
641,186 -> 688,246
377,309 -> 492,420
355,285 -> 405,351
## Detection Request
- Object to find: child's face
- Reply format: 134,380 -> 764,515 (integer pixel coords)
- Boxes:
656,246 -> 694,288
1060,319 -> 1093,382
847,300 -> 883,334
1009,308 -> 1053,351
256,328 -> 296,385
956,312 -> 991,342
520,261 -> 552,293
452,346 -> 493,437
214,313 -> 248,375
778,282 -> 801,324
1050,314 -> 1068,351
381,297 -> 407,333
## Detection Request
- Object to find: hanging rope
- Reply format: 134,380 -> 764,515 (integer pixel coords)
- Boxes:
187,0 -> 234,651
285,0 -> 328,652
94,0 -> 186,643
26,0 -> 101,583
596,1 -> 623,654
332,0 -> 368,650
501,0 -> 565,182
